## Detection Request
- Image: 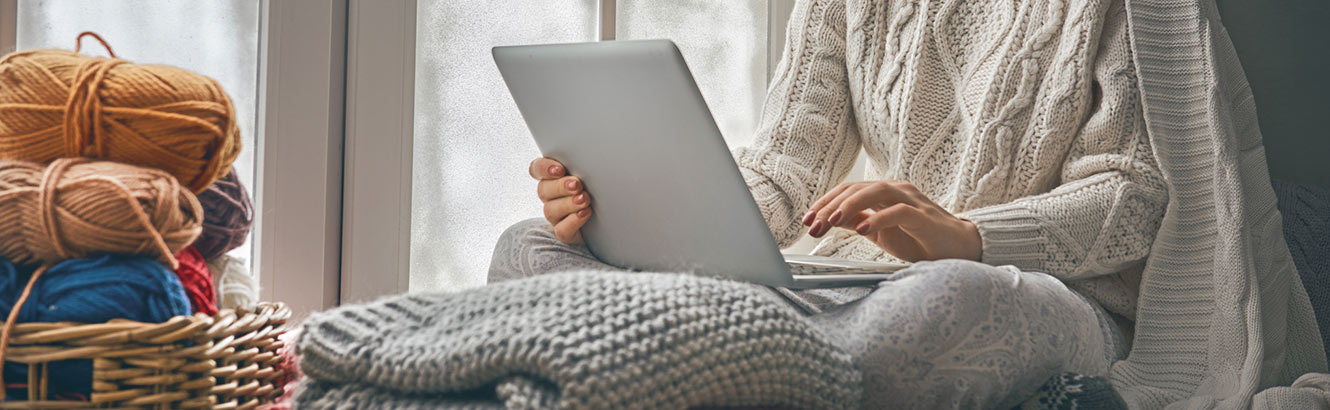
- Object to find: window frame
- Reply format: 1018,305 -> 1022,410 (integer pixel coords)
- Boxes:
252,0 -> 348,318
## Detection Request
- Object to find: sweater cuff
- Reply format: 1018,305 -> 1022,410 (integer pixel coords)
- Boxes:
738,166 -> 802,247
959,203 -> 1048,272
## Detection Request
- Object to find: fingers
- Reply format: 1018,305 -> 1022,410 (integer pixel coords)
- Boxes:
529,157 -> 566,180
803,182 -> 857,225
854,203 -> 927,236
552,206 -> 592,244
537,176 -> 583,201
543,192 -> 590,224
805,181 -> 923,238
530,156 -> 587,245
804,183 -> 864,237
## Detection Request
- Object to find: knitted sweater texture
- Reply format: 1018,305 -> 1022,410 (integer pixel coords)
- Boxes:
737,0 -> 1166,318
295,271 -> 861,409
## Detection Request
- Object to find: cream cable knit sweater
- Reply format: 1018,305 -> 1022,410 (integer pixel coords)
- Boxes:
735,0 -> 1166,318
741,0 -> 1330,407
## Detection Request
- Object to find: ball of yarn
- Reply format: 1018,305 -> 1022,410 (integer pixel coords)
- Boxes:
196,168 -> 253,260
175,246 -> 218,316
0,41 -> 241,193
0,255 -> 191,323
0,158 -> 203,268
0,255 -> 191,400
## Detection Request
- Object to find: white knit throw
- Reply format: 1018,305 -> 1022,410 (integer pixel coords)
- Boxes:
1112,0 -> 1329,408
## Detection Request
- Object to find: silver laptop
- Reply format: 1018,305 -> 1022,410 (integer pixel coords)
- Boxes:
493,39 -> 903,289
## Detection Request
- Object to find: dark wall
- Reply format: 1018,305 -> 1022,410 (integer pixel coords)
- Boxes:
1217,0 -> 1330,188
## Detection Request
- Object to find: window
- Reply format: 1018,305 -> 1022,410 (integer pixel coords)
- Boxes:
0,1 -> 804,313
410,1 -> 598,292
407,1 -> 795,293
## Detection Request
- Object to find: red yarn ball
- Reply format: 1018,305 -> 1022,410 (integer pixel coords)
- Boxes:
174,246 -> 217,315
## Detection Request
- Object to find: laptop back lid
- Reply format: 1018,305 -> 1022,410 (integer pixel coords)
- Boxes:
493,40 -> 793,287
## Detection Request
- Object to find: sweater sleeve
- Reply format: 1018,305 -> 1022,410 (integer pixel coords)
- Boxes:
958,6 -> 1167,281
735,0 -> 862,248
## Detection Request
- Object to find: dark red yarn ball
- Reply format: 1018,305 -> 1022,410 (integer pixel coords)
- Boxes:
174,246 -> 217,315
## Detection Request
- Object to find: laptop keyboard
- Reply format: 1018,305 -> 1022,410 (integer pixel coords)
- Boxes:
786,262 -> 893,276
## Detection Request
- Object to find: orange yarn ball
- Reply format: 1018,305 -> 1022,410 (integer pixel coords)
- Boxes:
0,43 -> 241,193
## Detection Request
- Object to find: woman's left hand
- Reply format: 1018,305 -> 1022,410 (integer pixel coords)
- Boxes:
802,181 -> 983,262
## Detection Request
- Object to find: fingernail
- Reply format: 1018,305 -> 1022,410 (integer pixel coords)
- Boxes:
573,193 -> 587,204
801,211 -> 816,226
810,220 -> 824,237
578,208 -> 591,218
855,222 -> 870,235
829,210 -> 844,225
549,165 -> 562,175
566,179 -> 579,191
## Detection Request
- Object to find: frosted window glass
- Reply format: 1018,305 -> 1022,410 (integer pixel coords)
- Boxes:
15,0 -> 261,263
411,0 -> 597,292
617,1 -> 768,149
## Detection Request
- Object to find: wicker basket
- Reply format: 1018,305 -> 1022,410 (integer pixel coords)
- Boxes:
0,302 -> 292,409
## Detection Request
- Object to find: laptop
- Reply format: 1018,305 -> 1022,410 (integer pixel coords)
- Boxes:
493,39 -> 904,289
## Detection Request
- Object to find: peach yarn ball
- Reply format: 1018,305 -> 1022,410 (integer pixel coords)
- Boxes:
0,158 -> 203,268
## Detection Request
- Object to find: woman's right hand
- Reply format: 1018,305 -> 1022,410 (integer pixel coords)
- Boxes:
530,157 -> 592,244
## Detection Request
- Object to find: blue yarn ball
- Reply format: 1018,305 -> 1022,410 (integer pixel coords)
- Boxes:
0,255 -> 192,401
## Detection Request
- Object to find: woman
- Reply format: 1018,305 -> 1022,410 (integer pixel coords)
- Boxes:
490,0 -> 1166,407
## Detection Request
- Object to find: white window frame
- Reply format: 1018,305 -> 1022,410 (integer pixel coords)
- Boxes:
253,0 -> 348,317
0,0 -> 797,311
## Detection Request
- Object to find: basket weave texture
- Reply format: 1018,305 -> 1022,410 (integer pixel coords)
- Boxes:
0,302 -> 290,409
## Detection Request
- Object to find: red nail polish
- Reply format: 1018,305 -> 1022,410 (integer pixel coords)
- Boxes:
829,210 -> 844,225
566,179 -> 579,191
578,208 -> 590,218
802,211 -> 816,226
855,222 -> 870,235
810,220 -> 824,237
574,193 -> 587,204
550,165 -> 562,175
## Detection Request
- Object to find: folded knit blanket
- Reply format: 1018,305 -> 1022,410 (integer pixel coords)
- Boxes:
295,271 -> 862,409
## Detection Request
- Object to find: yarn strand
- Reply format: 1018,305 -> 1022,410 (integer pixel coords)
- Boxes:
0,265 -> 50,401
74,32 -> 116,58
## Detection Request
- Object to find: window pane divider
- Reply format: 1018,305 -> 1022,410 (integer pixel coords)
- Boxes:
339,0 -> 416,304
0,0 -> 16,55
600,0 -> 616,41
255,0 -> 348,318
769,0 -> 796,83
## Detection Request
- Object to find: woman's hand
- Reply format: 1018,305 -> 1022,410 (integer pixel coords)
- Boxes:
530,157 -> 591,244
802,181 -> 982,262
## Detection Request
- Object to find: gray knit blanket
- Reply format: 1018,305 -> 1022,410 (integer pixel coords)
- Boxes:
295,271 -> 862,409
